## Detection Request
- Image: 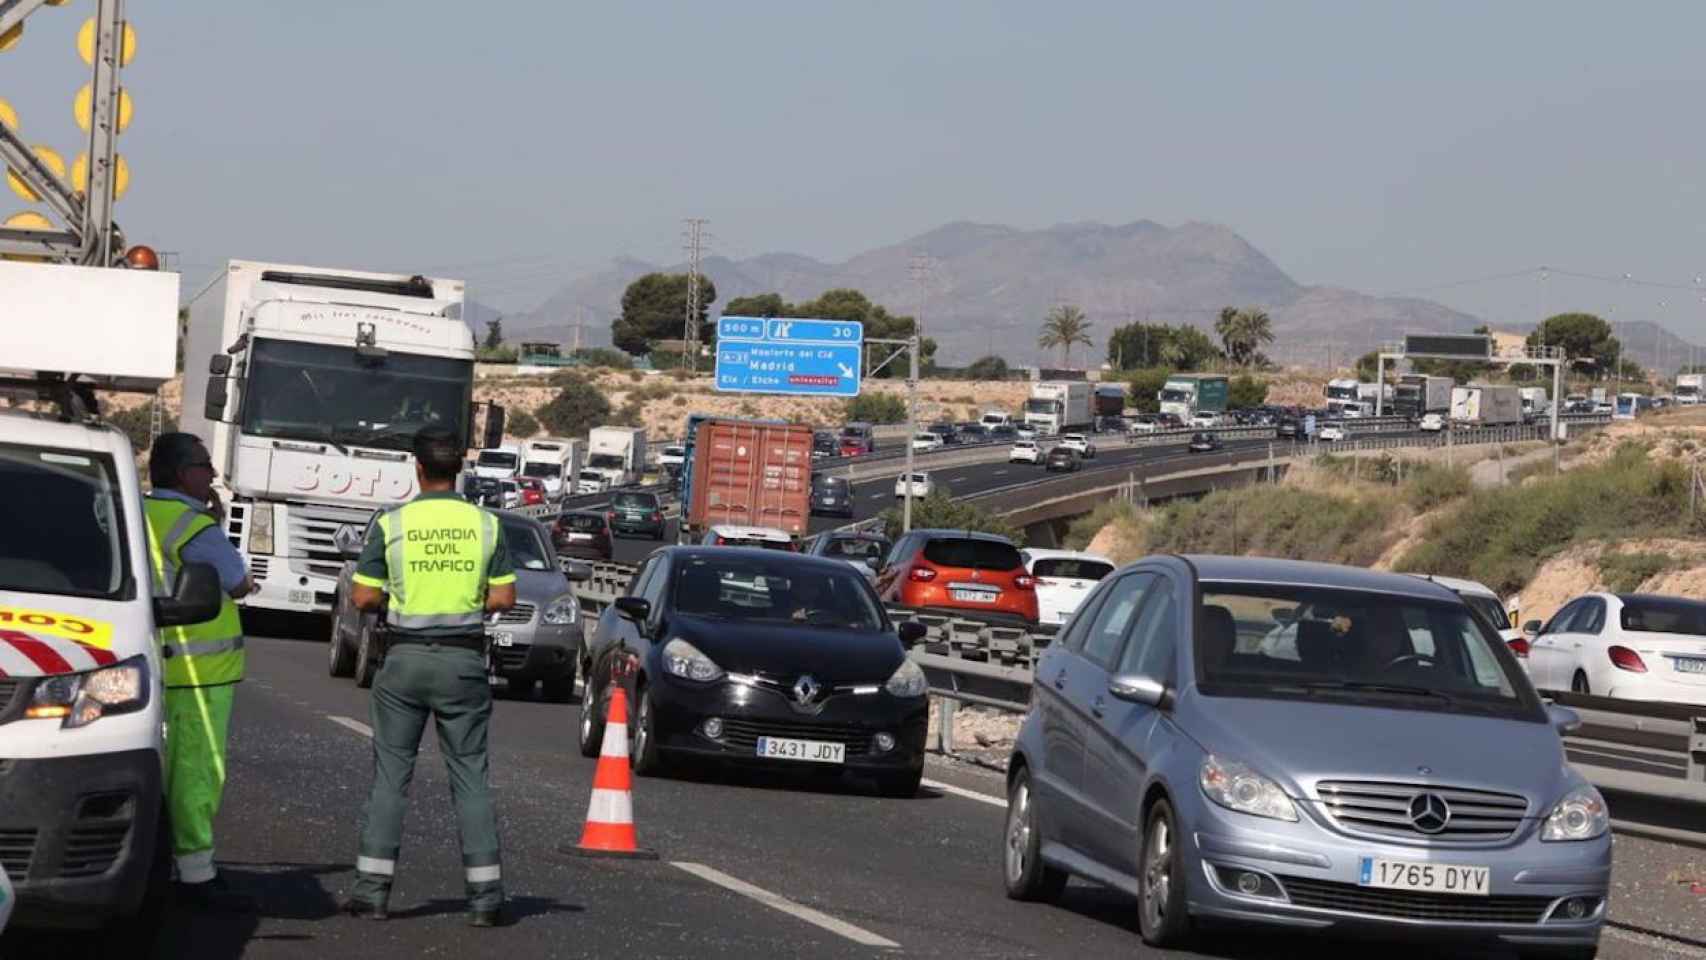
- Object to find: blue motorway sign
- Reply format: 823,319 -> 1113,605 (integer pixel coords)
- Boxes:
714,316 -> 863,397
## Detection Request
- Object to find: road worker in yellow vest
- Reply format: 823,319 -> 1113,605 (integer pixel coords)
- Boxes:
144,433 -> 257,912
345,425 -> 517,926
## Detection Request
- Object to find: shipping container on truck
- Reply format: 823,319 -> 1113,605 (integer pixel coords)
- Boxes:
1157,374 -> 1229,420
1449,384 -> 1523,427
1394,375 -> 1455,419
681,419 -> 814,541
1676,373 -> 1704,405
1023,381 -> 1093,435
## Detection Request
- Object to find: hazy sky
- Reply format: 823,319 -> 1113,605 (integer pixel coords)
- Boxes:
6,1 -> 1706,337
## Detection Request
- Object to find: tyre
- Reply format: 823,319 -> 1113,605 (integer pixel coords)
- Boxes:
328,602 -> 356,678
354,621 -> 378,689
541,672 -> 575,704
629,685 -> 664,777
1571,671 -> 1591,695
1003,766 -> 1067,902
876,766 -> 923,799
577,677 -> 605,758
1138,798 -> 1194,948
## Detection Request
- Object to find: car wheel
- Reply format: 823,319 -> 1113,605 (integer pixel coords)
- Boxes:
577,675 -> 606,757
327,601 -> 356,678
1003,766 -> 1067,902
875,766 -> 923,799
1138,798 -> 1194,947
1571,671 -> 1591,695
353,621 -> 378,689
629,685 -> 664,777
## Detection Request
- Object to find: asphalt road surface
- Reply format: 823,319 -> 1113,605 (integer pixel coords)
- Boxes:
8,636 -> 1702,959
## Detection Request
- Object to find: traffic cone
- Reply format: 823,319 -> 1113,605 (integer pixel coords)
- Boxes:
559,686 -> 658,860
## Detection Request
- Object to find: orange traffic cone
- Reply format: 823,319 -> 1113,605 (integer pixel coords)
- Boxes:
559,685 -> 658,860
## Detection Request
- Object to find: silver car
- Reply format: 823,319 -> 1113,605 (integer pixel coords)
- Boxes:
329,510 -> 592,701
1004,555 -> 1608,959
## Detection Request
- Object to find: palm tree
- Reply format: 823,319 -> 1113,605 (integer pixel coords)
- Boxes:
1214,306 -> 1241,361
1214,306 -> 1274,368
1037,305 -> 1093,368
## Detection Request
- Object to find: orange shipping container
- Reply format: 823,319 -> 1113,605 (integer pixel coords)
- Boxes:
684,420 -> 815,538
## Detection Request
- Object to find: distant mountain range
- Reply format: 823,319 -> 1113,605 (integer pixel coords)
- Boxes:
488,220 -> 1697,371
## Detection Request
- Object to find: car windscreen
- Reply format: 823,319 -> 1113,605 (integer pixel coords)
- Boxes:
1620,597 -> 1706,635
0,442 -> 132,600
1032,558 -> 1113,582
822,537 -> 888,561
1460,593 -> 1511,631
720,537 -> 793,551
560,514 -> 605,532
612,493 -> 656,509
840,426 -> 869,438
1195,583 -> 1537,718
578,471 -> 603,481
501,519 -> 553,571
672,556 -> 883,630
922,538 -> 1022,571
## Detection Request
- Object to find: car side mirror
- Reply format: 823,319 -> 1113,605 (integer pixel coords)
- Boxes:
614,597 -> 650,622
153,562 -> 224,628
1108,673 -> 1170,708
1522,620 -> 1542,639
898,620 -> 928,647
1545,703 -> 1582,736
560,558 -> 592,582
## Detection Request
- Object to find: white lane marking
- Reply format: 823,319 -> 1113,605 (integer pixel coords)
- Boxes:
327,715 -> 374,738
671,861 -> 900,949
870,493 -> 887,500
921,778 -> 1006,809
993,469 -> 1008,476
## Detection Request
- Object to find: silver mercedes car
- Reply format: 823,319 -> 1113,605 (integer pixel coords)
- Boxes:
1004,555 -> 1609,959
329,510 -> 591,701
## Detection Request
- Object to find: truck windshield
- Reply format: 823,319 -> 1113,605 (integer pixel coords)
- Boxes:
478,451 -> 517,470
1023,399 -> 1060,413
0,441 -> 132,600
241,337 -> 472,451
588,453 -> 624,469
521,462 -> 560,478
1159,388 -> 1192,403
1324,385 -> 1359,401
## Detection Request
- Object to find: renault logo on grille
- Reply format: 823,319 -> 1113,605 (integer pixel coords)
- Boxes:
792,675 -> 820,705
1408,792 -> 1452,834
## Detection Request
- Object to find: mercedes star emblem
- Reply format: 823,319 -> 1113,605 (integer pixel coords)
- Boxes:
792,675 -> 820,706
1408,792 -> 1452,834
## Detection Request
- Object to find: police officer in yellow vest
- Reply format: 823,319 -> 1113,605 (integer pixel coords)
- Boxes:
345,425 -> 517,926
144,433 -> 257,912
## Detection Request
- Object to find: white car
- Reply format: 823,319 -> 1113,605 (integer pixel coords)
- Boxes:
1408,574 -> 1523,653
1126,416 -> 1160,434
702,524 -> 795,551
1057,433 -> 1095,459
657,444 -> 687,469
1418,413 -> 1445,432
1009,440 -> 1041,464
1021,549 -> 1116,627
574,470 -> 609,495
1015,424 -> 1039,441
1190,412 -> 1220,428
1526,592 -> 1706,703
1318,423 -> 1346,442
894,471 -> 937,499
912,432 -> 945,453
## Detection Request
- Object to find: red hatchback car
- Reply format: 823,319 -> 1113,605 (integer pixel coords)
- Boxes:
874,530 -> 1038,625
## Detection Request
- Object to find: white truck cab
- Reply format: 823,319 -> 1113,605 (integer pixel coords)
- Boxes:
0,261 -> 222,931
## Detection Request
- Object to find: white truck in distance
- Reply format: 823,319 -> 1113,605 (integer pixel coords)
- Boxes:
1677,373 -> 1704,406
474,445 -> 520,479
520,437 -> 583,501
181,260 -> 478,618
1450,384 -> 1523,427
585,426 -> 647,490
1023,381 -> 1092,435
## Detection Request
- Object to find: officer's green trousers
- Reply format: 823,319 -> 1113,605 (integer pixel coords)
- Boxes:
164,683 -> 235,884
353,644 -> 504,911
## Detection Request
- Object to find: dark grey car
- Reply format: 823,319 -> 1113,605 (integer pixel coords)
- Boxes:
1003,556 -> 1608,959
328,510 -> 592,701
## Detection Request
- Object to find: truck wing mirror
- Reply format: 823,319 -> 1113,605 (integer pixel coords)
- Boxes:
203,377 -> 229,423
208,355 -> 231,376
154,562 -> 224,627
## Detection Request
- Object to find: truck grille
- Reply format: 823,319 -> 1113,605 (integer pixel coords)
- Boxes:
0,827 -> 36,880
0,677 -> 21,715
1315,781 -> 1528,843
60,823 -> 130,878
287,502 -> 377,581
1277,875 -> 1553,924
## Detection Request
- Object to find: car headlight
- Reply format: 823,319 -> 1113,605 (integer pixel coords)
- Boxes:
27,655 -> 150,729
248,503 -> 275,555
1199,756 -> 1297,822
661,638 -> 724,683
885,658 -> 928,698
1541,785 -> 1608,842
542,595 -> 579,625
